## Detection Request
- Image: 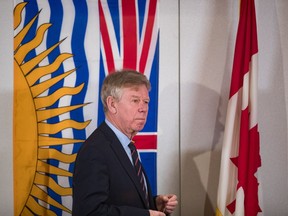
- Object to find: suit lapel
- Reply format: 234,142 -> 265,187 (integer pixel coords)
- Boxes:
99,122 -> 150,208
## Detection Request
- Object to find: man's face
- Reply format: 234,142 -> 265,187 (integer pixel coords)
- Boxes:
114,85 -> 150,138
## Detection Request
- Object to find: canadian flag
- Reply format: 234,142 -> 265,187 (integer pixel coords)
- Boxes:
216,0 -> 262,215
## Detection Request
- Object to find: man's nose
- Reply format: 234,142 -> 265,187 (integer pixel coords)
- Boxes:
139,101 -> 148,112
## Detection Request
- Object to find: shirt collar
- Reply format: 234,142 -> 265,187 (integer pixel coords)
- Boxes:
105,119 -> 131,147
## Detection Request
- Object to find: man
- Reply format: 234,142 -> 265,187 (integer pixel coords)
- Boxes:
72,69 -> 177,216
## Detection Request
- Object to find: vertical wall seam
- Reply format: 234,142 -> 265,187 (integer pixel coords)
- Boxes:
178,0 -> 182,215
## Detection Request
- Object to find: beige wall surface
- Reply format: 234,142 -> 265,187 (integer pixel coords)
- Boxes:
159,0 -> 288,215
1,0 -> 288,215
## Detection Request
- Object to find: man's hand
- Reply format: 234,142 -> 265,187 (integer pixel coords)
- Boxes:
149,210 -> 166,216
155,194 -> 178,214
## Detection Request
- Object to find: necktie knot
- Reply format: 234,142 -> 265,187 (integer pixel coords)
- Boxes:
128,142 -> 136,153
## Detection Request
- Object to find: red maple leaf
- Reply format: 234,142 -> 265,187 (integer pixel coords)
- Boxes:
227,108 -> 262,215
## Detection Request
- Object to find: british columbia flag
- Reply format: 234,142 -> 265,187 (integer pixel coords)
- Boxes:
13,0 -> 159,215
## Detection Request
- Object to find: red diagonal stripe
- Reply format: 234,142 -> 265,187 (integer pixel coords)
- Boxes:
99,0 -> 115,73
139,0 -> 157,73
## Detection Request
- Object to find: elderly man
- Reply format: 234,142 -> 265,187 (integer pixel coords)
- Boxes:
73,69 -> 177,216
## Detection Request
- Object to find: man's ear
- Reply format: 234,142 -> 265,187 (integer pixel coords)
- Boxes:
106,96 -> 117,114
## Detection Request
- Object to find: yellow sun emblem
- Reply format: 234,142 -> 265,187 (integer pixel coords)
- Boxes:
13,2 -> 90,215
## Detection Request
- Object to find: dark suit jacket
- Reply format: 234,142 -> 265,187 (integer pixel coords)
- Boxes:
72,122 -> 156,216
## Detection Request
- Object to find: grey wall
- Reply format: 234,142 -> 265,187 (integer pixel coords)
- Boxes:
158,1 -> 288,215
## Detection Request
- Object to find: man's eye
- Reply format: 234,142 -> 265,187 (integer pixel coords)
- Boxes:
132,99 -> 140,103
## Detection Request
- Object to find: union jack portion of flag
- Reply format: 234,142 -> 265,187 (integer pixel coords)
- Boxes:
13,0 -> 159,215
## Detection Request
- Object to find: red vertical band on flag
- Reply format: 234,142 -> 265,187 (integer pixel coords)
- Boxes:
229,0 -> 258,99
122,0 -> 137,70
99,1 -> 115,73
139,0 -> 157,73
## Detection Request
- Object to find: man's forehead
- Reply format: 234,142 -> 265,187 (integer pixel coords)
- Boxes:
123,85 -> 148,92
123,84 -> 147,90
122,86 -> 149,98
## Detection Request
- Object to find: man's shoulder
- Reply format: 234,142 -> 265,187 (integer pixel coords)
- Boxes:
88,121 -> 114,140
76,122 -> 113,158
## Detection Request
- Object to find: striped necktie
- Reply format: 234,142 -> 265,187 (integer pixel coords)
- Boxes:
128,142 -> 149,208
